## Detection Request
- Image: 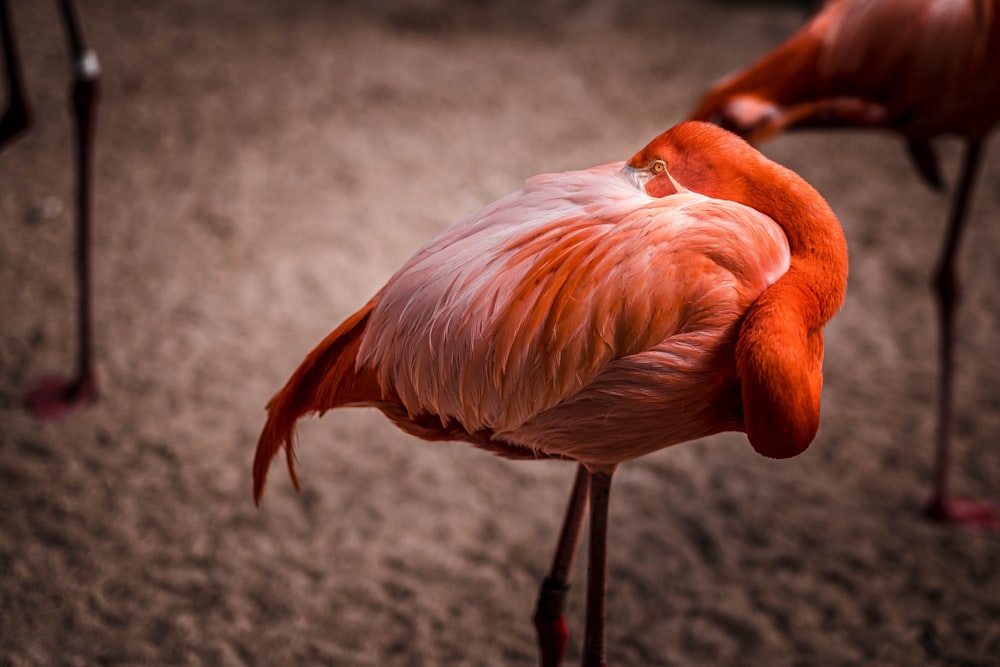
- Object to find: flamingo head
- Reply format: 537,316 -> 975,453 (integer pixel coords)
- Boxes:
625,121 -> 772,203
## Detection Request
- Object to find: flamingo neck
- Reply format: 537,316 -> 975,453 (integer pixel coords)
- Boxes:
732,163 -> 847,459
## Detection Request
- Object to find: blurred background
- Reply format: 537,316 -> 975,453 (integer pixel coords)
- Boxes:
1,0 -> 998,664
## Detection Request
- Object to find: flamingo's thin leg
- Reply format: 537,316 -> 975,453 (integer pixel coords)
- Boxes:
582,470 -> 612,667
0,0 -> 31,149
924,139 -> 997,528
23,0 -> 100,419
534,464 -> 590,667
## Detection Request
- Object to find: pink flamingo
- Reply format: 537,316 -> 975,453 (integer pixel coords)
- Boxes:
252,122 -> 848,666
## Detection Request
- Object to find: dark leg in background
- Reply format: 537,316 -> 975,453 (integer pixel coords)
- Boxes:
23,0 -> 100,419
0,0 -> 31,149
923,139 -> 997,528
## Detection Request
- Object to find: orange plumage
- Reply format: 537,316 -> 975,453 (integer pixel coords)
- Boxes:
252,121 -> 848,664
254,122 -> 847,501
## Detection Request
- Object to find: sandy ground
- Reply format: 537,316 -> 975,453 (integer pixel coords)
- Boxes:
2,1 -> 999,665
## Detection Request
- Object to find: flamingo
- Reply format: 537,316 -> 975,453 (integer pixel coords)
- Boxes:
252,121 -> 848,667
0,0 -> 100,419
688,0 -> 1000,527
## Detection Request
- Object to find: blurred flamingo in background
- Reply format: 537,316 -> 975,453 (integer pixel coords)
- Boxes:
0,0 -> 100,419
689,0 -> 1000,527
252,121 -> 848,667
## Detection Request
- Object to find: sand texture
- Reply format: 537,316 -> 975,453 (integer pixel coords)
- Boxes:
1,1 -> 999,665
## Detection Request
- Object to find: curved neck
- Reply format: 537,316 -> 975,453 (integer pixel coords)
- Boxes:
631,120 -> 849,459
744,167 -> 848,328
733,164 -> 847,459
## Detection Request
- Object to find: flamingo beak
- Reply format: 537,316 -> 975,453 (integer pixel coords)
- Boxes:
622,165 -> 653,191
623,164 -> 686,197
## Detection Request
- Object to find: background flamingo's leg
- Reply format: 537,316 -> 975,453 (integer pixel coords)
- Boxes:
23,0 -> 100,420
0,0 -> 31,149
923,139 -> 997,528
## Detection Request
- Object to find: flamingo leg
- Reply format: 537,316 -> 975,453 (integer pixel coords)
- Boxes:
923,139 -> 998,528
534,464 -> 590,667
582,470 -> 612,667
0,0 -> 31,149
23,0 -> 100,420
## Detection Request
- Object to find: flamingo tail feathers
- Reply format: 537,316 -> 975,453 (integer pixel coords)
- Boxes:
253,299 -> 382,504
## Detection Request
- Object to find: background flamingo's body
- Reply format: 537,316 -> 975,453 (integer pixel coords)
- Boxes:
253,122 -> 848,666
689,0 -> 1000,150
689,0 -> 1000,526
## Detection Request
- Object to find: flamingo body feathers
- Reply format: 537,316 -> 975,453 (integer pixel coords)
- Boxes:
362,165 -> 790,439
254,122 -> 847,502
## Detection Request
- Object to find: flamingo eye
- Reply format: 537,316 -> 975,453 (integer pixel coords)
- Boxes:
650,159 -> 667,174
